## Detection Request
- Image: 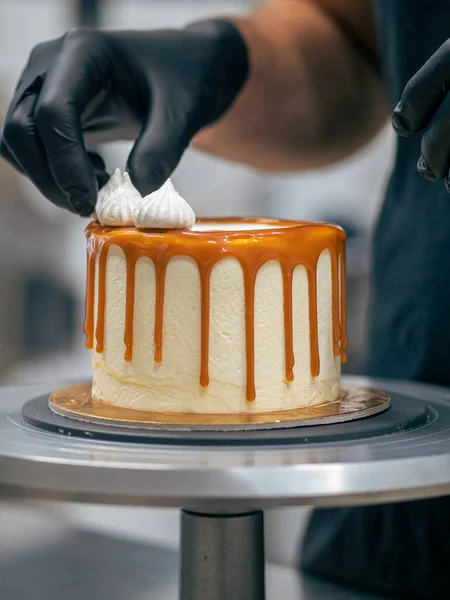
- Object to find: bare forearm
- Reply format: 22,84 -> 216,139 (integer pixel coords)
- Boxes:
194,0 -> 389,171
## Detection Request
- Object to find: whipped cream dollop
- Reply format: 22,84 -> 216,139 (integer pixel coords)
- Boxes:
96,168 -> 142,227
133,179 -> 196,230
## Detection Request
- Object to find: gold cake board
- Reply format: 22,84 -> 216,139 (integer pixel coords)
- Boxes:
49,383 -> 390,432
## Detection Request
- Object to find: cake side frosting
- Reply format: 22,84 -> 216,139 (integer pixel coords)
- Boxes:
84,219 -> 347,413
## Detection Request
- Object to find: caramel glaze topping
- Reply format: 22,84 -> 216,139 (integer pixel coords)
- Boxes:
84,218 -> 348,401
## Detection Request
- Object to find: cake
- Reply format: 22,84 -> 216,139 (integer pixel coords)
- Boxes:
84,173 -> 347,414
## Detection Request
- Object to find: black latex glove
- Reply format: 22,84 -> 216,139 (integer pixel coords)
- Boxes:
392,39 -> 450,192
0,22 -> 248,216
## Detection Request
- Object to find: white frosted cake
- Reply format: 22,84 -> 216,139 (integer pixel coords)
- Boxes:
84,173 -> 347,414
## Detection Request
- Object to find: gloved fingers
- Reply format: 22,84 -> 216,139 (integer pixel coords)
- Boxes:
0,136 -> 26,176
1,91 -> 72,210
87,150 -> 109,191
0,69 -> 46,177
446,171 -> 450,194
10,39 -> 59,107
1,31 -> 107,216
417,93 -> 450,181
1,94 -> 109,213
34,30 -> 107,216
393,40 -> 450,136
0,41 -> 62,196
126,89 -> 199,195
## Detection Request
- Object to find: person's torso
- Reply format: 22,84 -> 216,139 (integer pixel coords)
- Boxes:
367,1 -> 450,384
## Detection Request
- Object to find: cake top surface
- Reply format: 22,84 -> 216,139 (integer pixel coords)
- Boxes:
87,217 -> 345,242
192,220 -> 290,231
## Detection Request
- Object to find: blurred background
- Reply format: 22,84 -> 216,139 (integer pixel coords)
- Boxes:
0,0 -> 395,596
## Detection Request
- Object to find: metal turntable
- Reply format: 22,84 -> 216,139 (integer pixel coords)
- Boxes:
1,374 -> 450,599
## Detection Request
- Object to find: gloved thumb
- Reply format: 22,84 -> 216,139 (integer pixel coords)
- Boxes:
87,150 -> 109,191
126,93 -> 199,196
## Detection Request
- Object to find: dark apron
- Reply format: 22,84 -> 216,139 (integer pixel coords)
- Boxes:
301,2 -> 450,598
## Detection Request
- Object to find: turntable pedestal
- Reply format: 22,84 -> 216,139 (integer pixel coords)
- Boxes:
1,376 -> 450,599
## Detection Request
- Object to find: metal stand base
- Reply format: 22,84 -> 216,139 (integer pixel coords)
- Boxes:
4,377 -> 450,599
180,510 -> 265,600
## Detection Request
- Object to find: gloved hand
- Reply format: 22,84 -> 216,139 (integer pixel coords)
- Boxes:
392,39 -> 450,192
0,22 -> 248,216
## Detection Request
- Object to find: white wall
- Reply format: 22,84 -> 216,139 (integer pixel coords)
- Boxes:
0,0 -> 72,87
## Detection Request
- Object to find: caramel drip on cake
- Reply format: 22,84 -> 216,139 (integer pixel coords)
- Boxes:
339,246 -> 349,363
306,267 -> 320,378
83,246 -> 96,350
242,262 -> 258,401
124,256 -> 137,362
94,243 -> 107,354
84,219 -> 348,402
200,264 -> 213,388
281,263 -> 294,383
154,259 -> 168,363
330,251 -> 341,356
